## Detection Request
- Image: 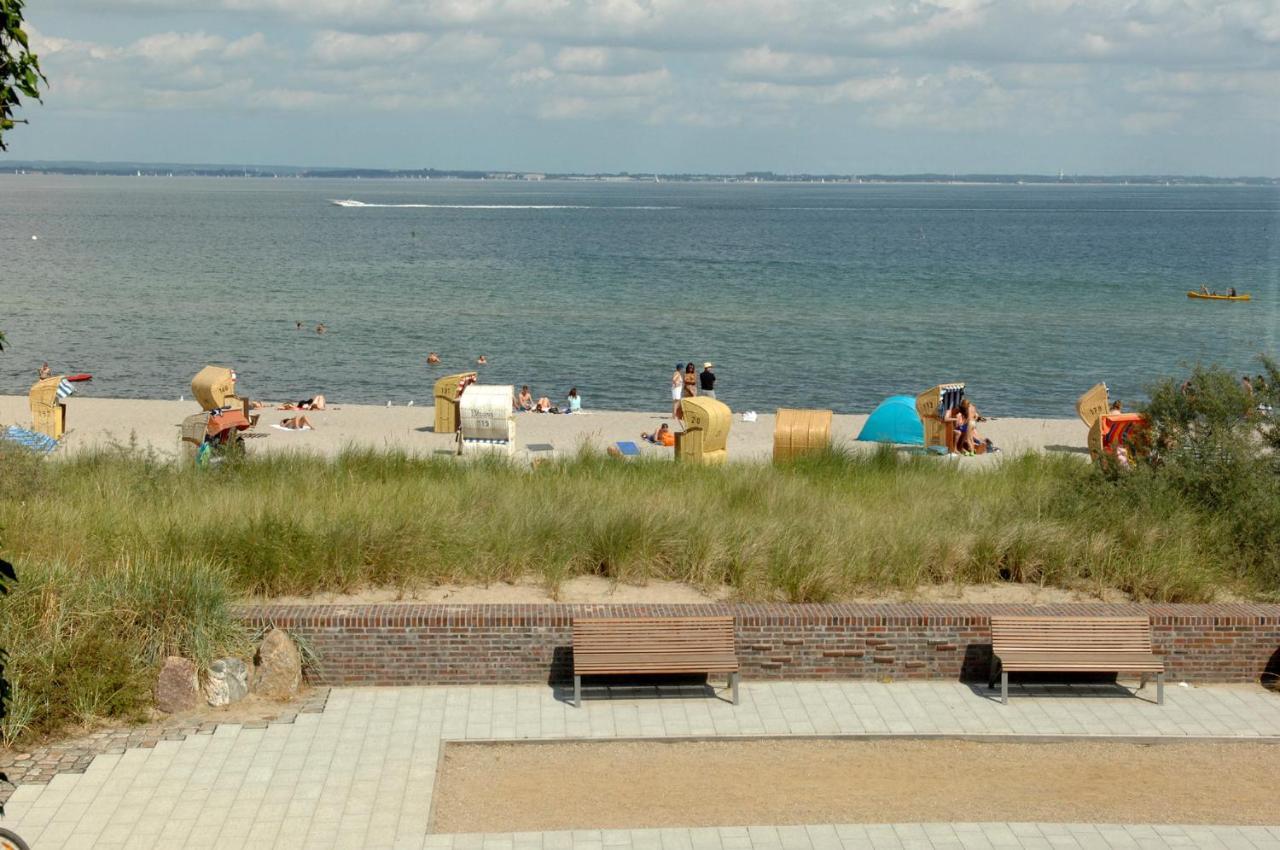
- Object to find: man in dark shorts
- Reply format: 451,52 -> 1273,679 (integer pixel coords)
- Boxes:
699,362 -> 716,399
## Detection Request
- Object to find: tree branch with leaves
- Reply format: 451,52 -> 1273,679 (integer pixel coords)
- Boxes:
2,0 -> 46,150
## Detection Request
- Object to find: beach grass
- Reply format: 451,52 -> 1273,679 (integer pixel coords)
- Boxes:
0,443 -> 1271,744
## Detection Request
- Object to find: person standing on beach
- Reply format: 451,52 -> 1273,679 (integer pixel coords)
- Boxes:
683,362 -> 698,399
671,364 -> 684,418
38,362 -> 51,380
699,362 -> 716,399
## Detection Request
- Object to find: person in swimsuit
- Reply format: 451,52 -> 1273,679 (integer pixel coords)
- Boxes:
683,362 -> 698,398
281,394 -> 326,411
947,403 -> 977,454
515,385 -> 534,411
38,362 -> 51,380
535,396 -> 554,413
642,423 -> 672,444
427,352 -> 441,364
281,415 -> 313,430
671,364 -> 684,418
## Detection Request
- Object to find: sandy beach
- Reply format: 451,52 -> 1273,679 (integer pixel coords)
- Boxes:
2,394 -> 1087,461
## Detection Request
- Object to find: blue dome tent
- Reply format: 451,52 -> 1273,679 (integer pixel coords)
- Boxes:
857,395 -> 924,445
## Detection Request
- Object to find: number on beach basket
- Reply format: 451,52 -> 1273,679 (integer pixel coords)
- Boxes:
675,397 -> 732,465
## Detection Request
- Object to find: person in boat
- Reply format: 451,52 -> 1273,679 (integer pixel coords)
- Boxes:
1199,284 -> 1210,295
1229,287 -> 1238,297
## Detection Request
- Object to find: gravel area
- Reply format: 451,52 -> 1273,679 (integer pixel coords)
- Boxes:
431,738 -> 1280,833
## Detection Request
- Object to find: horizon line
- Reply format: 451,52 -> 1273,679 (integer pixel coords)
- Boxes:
2,158 -> 1277,182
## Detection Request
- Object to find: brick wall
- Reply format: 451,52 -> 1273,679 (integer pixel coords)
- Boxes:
235,602 -> 1280,687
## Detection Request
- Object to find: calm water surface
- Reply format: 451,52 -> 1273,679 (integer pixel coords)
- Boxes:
1,176 -> 1276,416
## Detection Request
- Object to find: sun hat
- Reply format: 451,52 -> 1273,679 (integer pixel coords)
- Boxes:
703,362 -> 713,368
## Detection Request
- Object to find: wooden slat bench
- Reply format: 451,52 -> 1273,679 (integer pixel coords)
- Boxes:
989,616 -> 1165,705
571,616 -> 740,707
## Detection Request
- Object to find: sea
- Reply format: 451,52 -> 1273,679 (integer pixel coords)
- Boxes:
1,175 -> 1276,417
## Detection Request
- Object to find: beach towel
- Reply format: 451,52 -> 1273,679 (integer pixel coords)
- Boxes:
271,423 -> 313,432
614,441 -> 641,456
2,425 -> 60,454
55,377 -> 76,401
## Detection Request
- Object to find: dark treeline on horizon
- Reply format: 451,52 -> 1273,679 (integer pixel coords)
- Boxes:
2,161 -> 1277,185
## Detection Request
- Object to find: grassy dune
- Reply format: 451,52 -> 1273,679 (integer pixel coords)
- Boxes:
0,444 -> 1268,743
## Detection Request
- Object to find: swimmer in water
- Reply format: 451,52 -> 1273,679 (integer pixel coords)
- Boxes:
427,352 -> 441,365
476,355 -> 487,365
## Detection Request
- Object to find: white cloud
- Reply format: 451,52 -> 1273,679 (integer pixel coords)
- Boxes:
18,0 -> 1280,172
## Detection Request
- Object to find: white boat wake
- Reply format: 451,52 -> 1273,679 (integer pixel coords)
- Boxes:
329,199 -> 675,210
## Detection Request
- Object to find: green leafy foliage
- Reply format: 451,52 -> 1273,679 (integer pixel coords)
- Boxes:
1138,359 -> 1280,591
1,0 -> 46,150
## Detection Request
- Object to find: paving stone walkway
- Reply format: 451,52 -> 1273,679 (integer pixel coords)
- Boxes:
1,681 -> 1277,849
0,689 -> 330,802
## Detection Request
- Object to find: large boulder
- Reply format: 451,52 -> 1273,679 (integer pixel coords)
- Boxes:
204,658 -> 250,707
155,656 -> 200,713
252,629 -> 302,700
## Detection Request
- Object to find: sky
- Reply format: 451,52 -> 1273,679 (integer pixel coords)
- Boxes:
5,0 -> 1280,175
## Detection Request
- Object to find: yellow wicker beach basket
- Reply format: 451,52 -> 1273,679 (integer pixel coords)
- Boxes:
676,397 -> 732,465
433,372 -> 478,434
29,377 -> 67,440
773,408 -> 832,462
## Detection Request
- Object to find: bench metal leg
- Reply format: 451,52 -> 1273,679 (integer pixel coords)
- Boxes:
730,672 -> 740,705
574,674 -> 582,708
1157,672 -> 1164,706
1001,671 -> 1008,705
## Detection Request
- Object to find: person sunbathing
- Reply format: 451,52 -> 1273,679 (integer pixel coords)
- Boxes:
642,423 -> 673,445
281,415 -> 312,430
515,385 -> 534,411
534,396 -> 554,413
280,394 -> 326,411
947,403 -> 978,454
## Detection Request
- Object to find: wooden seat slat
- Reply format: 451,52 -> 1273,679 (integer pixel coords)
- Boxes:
571,616 -> 740,707
989,615 -> 1164,705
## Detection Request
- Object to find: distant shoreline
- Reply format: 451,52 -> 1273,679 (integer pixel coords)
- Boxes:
2,163 -> 1276,186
